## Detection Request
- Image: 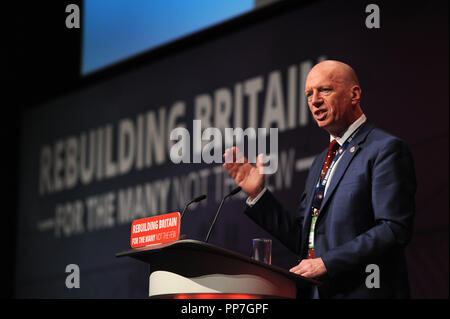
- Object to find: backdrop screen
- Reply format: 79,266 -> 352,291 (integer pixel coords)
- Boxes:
82,0 -> 253,75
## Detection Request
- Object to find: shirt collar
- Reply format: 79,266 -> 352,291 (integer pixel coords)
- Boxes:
330,114 -> 367,146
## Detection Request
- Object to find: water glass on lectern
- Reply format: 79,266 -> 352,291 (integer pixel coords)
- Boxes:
251,238 -> 272,265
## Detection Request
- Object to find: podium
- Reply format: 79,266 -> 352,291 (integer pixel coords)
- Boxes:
116,239 -> 320,299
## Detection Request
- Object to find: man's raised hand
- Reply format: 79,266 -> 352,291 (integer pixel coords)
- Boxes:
222,147 -> 265,200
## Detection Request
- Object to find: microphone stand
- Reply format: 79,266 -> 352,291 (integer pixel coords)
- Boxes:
204,187 -> 241,243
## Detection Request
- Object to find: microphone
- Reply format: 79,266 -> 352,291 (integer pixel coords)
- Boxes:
204,186 -> 242,243
180,194 -> 207,219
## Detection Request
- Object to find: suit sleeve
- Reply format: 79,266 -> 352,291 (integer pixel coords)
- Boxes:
244,190 -> 307,255
320,139 -> 416,279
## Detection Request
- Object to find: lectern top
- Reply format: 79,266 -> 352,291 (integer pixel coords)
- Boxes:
116,239 -> 321,288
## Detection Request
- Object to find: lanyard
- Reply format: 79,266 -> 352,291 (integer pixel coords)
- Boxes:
311,128 -> 360,211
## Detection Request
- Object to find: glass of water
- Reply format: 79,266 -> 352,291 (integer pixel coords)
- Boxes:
251,238 -> 272,265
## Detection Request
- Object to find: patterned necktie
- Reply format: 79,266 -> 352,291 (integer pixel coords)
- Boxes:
307,139 -> 340,259
321,139 -> 339,181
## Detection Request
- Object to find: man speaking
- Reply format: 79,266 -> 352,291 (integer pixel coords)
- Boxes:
223,60 -> 416,298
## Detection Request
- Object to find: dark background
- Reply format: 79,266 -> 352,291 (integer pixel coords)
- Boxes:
3,0 -> 448,299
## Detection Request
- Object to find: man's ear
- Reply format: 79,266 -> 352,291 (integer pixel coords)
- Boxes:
350,85 -> 361,105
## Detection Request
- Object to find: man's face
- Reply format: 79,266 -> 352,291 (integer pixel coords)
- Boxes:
305,67 -> 354,136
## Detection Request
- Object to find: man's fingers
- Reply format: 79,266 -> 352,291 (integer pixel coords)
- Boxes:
223,147 -> 252,179
223,147 -> 249,164
234,146 -> 247,163
289,260 -> 311,276
223,148 -> 233,163
300,272 -> 313,278
222,147 -> 263,195
223,147 -> 236,163
223,149 -> 240,170
290,258 -> 326,278
290,266 -> 313,278
289,262 -> 304,274
289,267 -> 300,274
291,269 -> 308,276
223,161 -> 249,186
256,153 -> 264,168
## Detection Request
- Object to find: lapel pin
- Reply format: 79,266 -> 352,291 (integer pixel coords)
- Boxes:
350,146 -> 356,153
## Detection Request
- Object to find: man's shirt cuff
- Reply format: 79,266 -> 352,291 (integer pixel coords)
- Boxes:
245,187 -> 268,207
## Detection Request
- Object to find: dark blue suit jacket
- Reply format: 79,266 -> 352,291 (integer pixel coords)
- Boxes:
245,121 -> 416,298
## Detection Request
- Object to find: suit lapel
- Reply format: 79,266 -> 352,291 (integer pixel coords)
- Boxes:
317,146 -> 360,217
316,121 -> 375,225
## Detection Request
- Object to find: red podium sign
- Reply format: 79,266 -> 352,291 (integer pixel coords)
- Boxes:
130,212 -> 180,248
